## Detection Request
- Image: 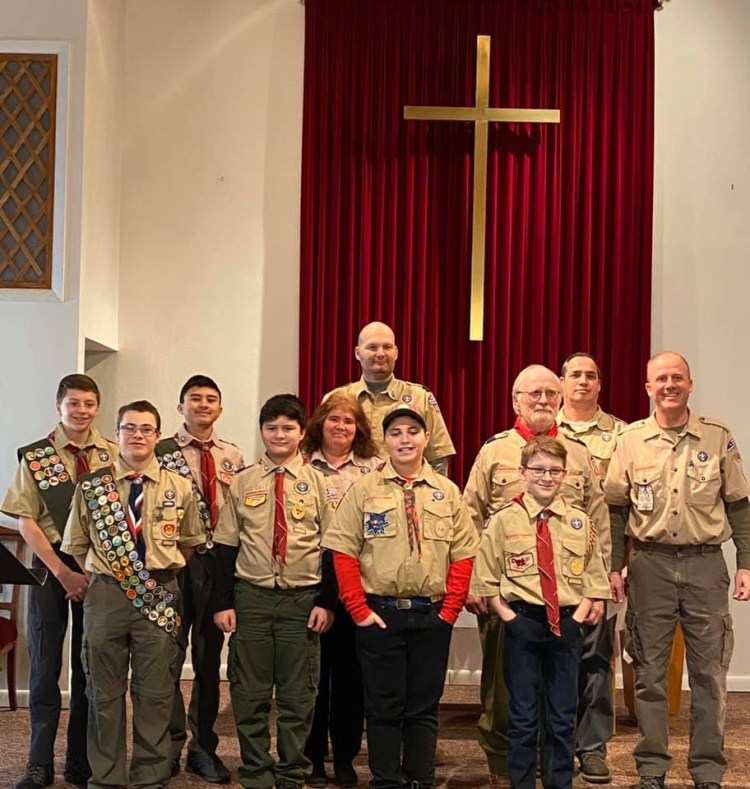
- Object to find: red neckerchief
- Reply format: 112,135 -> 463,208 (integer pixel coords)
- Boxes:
513,417 -> 558,442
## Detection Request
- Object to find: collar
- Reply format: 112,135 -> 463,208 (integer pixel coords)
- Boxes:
309,449 -> 357,471
515,491 -> 567,520
643,411 -> 702,441
259,451 -> 305,477
53,423 -> 111,451
176,426 -> 221,447
114,454 -> 161,483
356,375 -> 400,400
381,459 -> 441,489
556,405 -> 606,432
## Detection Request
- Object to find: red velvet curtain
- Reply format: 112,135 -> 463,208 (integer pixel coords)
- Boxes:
299,0 -> 655,484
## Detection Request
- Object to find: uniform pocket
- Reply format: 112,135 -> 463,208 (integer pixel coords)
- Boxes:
422,501 -> 453,541
307,631 -> 321,690
624,608 -> 643,666
362,498 -> 398,539
490,466 -> 524,505
503,540 -> 539,578
686,459 -> 721,507
226,635 -> 238,684
561,469 -> 585,505
561,535 -> 587,588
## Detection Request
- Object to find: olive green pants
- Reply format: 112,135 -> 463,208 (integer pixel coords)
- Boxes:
229,581 -> 321,789
626,546 -> 734,784
476,613 -> 509,775
82,574 -> 179,789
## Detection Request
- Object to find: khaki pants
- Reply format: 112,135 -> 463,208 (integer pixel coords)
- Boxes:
83,574 -> 178,789
476,614 -> 509,775
625,545 -> 734,784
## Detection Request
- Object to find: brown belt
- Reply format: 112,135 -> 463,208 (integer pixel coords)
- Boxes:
632,539 -> 722,556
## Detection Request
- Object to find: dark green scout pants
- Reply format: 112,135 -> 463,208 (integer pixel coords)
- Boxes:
626,544 -> 734,785
476,613 -> 509,776
82,574 -> 179,789
229,581 -> 321,789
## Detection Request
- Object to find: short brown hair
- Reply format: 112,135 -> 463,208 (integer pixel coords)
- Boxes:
117,400 -> 161,432
521,436 -> 567,467
301,393 -> 378,459
56,374 -> 100,405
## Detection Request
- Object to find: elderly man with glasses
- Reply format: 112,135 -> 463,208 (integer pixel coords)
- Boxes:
463,364 -> 610,788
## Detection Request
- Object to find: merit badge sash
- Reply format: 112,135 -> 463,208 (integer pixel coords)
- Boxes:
79,468 -> 181,637
18,438 -> 76,535
155,437 -> 214,553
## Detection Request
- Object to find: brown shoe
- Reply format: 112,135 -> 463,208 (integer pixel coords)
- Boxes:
579,753 -> 612,784
488,774 -> 510,788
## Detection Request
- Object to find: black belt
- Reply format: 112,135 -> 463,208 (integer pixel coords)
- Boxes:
509,600 -> 578,617
632,540 -> 722,556
95,569 -> 177,584
366,594 -> 443,612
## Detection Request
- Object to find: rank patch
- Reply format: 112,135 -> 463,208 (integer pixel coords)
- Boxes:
568,557 -> 584,576
364,512 -> 389,537
162,523 -> 177,538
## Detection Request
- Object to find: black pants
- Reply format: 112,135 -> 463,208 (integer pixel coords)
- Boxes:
27,547 -> 88,767
170,551 -> 225,759
304,601 -> 364,769
356,603 -> 453,789
504,603 -> 583,789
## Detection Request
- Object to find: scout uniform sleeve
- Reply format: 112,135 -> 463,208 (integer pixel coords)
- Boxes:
60,487 -> 91,560
213,483 -> 241,548
422,389 -> 456,462
448,496 -> 480,562
470,518 -> 504,597
463,447 -> 491,537
177,487 -> 206,548
603,442 -> 632,573
1,460 -> 46,524
582,516 -> 611,600
212,482 -> 241,611
720,429 -> 750,568
726,499 -> 750,570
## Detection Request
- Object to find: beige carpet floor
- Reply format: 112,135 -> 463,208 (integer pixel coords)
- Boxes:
1,684 -> 749,788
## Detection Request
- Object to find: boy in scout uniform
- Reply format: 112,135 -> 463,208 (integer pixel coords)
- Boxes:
164,375 -> 244,783
1,373 -> 117,789
471,436 -> 610,789
462,364 -> 610,786
557,353 -> 626,784
61,400 -> 204,789
323,403 -> 477,789
212,394 -> 336,789
324,321 -> 455,474
604,352 -> 750,789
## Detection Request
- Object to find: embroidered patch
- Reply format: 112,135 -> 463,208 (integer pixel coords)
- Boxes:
506,552 -> 535,573
162,523 -> 176,538
364,512 -> 389,537
568,557 -> 584,576
570,518 -> 583,530
636,484 -> 654,512
402,394 -> 413,403
728,437 -> 737,453
697,450 -> 709,462
99,451 -> 110,462
244,491 -> 267,507
427,393 -> 440,411
433,490 -> 445,501
164,490 -> 175,500
222,458 -> 234,472
326,487 -> 339,500
294,480 -> 310,494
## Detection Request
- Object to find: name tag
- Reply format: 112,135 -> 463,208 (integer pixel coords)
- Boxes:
636,484 -> 654,512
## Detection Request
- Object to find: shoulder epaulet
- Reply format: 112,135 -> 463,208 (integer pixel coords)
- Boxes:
483,431 -> 509,445
570,502 -> 588,515
620,420 -> 647,434
559,432 -> 586,448
219,438 -> 242,450
495,500 -> 516,513
699,415 -> 730,432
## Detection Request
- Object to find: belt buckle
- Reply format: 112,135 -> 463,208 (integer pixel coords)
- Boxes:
395,598 -> 412,610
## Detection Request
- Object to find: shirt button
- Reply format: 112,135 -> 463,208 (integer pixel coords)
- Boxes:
672,510 -> 678,516
672,467 -> 678,472
672,532 -> 678,537
673,489 -> 678,494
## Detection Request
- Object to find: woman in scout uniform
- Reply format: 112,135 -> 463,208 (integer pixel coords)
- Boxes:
301,393 -> 380,788
471,436 -> 609,789
1,373 -> 116,789
212,394 -> 337,789
61,400 -> 204,789
323,403 -> 477,789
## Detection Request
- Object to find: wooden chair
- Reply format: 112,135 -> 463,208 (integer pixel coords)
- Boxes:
0,525 -> 23,711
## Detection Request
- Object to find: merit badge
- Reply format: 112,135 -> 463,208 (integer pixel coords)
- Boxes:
697,450 -> 709,462
35,448 -> 45,458
433,490 -> 445,501
402,394 -> 412,403
58,472 -> 70,483
39,480 -> 50,491
294,480 -> 310,494
570,518 -> 583,530
364,512 -> 389,537
244,491 -> 266,507
292,502 -> 306,520
25,451 -> 35,462
636,483 -> 654,512
222,458 -> 234,472
569,557 -> 584,576
728,437 -> 738,453
506,552 -> 535,573
162,522 -> 177,538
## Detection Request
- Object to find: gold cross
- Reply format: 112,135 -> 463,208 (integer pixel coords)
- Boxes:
404,36 -> 560,341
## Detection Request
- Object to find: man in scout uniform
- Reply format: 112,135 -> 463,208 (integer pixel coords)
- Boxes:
604,351 -> 750,789
1,373 -> 117,789
212,393 -> 336,789
462,364 -> 610,786
557,352 -> 626,784
61,399 -> 204,789
162,375 -> 244,783
324,321 -> 455,474
323,403 -> 477,789
471,436 -> 610,789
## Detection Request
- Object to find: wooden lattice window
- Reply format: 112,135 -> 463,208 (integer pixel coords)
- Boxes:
0,53 -> 57,289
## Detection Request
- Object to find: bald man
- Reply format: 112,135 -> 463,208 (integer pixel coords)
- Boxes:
325,322 -> 455,474
463,364 -> 610,787
605,351 -> 750,789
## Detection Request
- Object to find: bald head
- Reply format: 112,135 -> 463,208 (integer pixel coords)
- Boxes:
647,351 -> 691,381
511,365 -> 562,435
646,351 -> 693,425
355,322 -> 399,382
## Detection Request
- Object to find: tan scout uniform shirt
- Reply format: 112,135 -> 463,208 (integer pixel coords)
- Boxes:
322,460 -> 478,598
557,407 -> 626,479
308,450 -> 381,509
1,424 -> 118,544
471,495 -> 610,606
326,376 -> 455,463
463,428 -> 611,566
604,412 -> 750,562
213,452 -> 330,589
175,427 -> 244,513
61,455 -> 205,574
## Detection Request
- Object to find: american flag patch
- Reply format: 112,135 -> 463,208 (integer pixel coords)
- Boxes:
728,437 -> 737,453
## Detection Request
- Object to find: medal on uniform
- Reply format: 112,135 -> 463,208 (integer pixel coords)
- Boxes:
292,501 -> 306,520
636,483 -> 654,512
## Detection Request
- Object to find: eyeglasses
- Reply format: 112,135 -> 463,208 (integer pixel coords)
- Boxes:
524,466 -> 566,479
517,389 -> 561,401
118,424 -> 158,437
